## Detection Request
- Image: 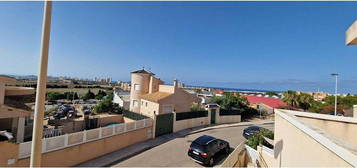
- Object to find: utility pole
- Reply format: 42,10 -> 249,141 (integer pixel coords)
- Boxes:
331,73 -> 339,116
30,1 -> 52,167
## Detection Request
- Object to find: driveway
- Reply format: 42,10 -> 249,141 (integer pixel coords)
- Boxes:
112,123 -> 274,167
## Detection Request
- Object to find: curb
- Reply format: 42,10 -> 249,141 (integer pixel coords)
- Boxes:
187,121 -> 274,135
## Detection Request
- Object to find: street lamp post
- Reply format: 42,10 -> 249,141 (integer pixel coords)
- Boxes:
30,1 -> 52,167
331,73 -> 339,116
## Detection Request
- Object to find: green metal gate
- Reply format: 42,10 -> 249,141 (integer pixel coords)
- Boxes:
155,113 -> 173,137
210,109 -> 216,124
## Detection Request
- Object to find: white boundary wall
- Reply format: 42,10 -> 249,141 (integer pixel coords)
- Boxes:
216,115 -> 241,124
18,118 -> 153,159
172,108 -> 241,133
173,116 -> 209,132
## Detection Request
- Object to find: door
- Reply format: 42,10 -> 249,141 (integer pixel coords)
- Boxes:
155,113 -> 173,137
210,109 -> 216,124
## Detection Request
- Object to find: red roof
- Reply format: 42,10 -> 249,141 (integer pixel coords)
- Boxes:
213,89 -> 224,94
242,95 -> 286,108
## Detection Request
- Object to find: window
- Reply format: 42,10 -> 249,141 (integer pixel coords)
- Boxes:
134,84 -> 141,91
133,100 -> 139,107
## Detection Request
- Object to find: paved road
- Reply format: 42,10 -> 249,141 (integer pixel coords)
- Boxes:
112,123 -> 273,167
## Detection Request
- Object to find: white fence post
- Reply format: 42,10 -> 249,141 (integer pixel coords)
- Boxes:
134,121 -> 137,130
83,130 -> 87,143
64,134 -> 69,147
42,139 -> 46,153
99,127 -> 103,139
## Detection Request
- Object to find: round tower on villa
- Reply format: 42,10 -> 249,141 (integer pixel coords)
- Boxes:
129,69 -> 154,113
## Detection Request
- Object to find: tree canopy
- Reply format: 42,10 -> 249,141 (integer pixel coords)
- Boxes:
93,93 -> 123,114
209,94 -> 248,110
81,89 -> 95,100
282,90 -> 315,111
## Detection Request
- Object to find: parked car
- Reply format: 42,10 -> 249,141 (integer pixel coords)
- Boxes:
188,135 -> 230,166
329,112 -> 344,116
243,125 -> 264,139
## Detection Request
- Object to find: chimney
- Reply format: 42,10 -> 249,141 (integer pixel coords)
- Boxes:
149,76 -> 154,94
353,105 -> 357,118
173,79 -> 178,88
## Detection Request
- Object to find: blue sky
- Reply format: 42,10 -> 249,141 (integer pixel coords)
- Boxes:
1,2 -> 357,93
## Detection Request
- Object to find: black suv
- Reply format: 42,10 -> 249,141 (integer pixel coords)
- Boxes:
188,135 -> 230,166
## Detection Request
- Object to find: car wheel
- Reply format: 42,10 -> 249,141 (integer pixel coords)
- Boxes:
225,146 -> 230,154
206,157 -> 214,167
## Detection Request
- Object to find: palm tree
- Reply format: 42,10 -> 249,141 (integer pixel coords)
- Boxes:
282,90 -> 300,108
298,93 -> 314,111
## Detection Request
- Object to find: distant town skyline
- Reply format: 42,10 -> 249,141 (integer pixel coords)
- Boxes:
1,2 -> 357,93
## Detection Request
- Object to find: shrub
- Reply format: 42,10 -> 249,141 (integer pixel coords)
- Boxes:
245,129 -> 274,150
93,93 -> 123,115
82,89 -> 95,100
190,103 -> 204,111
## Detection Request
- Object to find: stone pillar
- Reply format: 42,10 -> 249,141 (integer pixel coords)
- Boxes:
11,118 -> 18,138
173,112 -> 176,132
207,109 -> 212,125
353,105 -> 357,118
16,117 -> 25,143
216,107 -> 220,124
152,114 -> 157,139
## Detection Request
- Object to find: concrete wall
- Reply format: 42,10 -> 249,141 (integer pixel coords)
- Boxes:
0,142 -> 18,166
216,115 -> 241,124
140,100 -> 159,117
158,85 -> 175,93
173,116 -> 209,132
54,114 -> 123,134
297,116 -> 357,147
272,112 -> 353,167
220,141 -> 247,167
2,127 -> 152,167
97,114 -> 123,126
159,88 -> 198,113
4,86 -> 34,96
257,146 -> 275,167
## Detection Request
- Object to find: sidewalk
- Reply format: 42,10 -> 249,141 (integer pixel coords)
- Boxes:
77,120 -> 274,167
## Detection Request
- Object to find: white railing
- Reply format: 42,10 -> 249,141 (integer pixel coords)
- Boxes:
18,118 -> 153,159
262,145 -> 274,156
43,126 -> 64,138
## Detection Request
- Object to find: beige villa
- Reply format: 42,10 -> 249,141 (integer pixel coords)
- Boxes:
129,69 -> 200,117
0,75 -> 34,143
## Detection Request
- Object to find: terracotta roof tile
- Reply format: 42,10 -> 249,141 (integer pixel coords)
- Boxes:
140,92 -> 172,102
242,95 -> 286,108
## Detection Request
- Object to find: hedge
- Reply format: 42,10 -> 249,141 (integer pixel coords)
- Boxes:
219,109 -> 242,116
176,111 -> 208,121
123,110 -> 148,120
